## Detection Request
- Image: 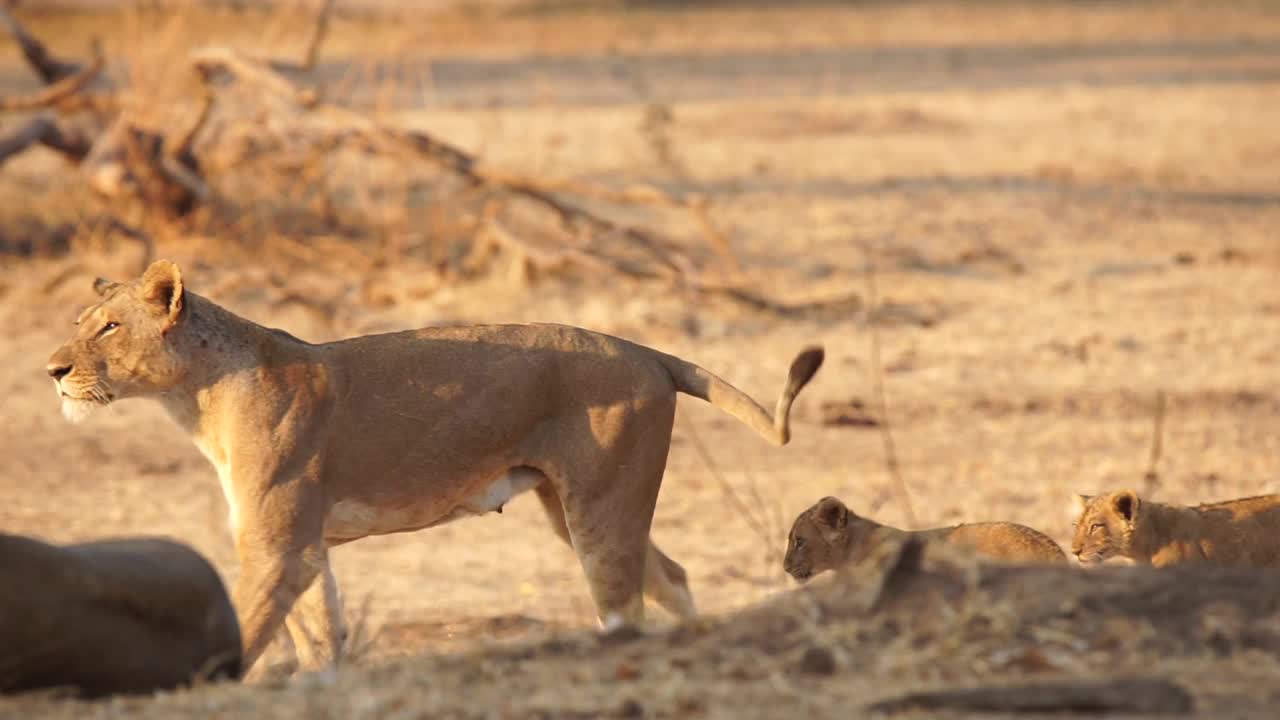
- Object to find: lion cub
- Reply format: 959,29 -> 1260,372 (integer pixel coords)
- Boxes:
1071,490 -> 1280,567
783,496 -> 1066,580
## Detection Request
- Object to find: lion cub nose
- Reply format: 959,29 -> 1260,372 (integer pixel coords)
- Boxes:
47,362 -> 73,380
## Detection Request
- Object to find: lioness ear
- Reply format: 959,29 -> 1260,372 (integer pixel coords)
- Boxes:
1112,490 -> 1139,522
815,496 -> 848,531
140,259 -> 185,329
93,277 -> 121,297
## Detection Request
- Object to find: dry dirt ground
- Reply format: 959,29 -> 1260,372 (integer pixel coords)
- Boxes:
2,1 -> 1280,717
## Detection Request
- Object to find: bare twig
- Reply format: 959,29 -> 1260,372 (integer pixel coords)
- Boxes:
0,48 -> 104,111
1142,390 -> 1167,497
685,422 -> 777,558
0,6 -> 82,83
863,243 -> 918,529
191,46 -> 319,107
0,116 -> 92,164
299,0 -> 335,72
167,84 -> 214,160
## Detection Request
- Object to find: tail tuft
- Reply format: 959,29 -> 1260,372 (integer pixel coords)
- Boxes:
659,343 -> 825,447
786,346 -> 825,398
772,345 -> 824,446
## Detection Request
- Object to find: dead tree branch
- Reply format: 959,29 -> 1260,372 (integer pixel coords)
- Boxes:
2,2 -> 859,318
0,6 -> 82,83
0,47 -> 104,112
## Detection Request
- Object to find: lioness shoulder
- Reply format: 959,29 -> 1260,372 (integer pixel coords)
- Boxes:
1071,489 -> 1280,567
783,496 -> 1066,580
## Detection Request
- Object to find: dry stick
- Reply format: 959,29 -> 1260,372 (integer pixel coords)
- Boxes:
863,244 -> 919,529
299,0 -> 335,72
1142,390 -> 1167,497
685,422 -> 777,557
0,6 -> 83,83
0,49 -> 104,111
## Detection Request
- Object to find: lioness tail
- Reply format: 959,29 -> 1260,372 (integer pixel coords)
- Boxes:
657,346 -> 824,446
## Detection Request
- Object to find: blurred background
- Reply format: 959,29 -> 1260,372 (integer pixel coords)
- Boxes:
1,0 -> 1278,668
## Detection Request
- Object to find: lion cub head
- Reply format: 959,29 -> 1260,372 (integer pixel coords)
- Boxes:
46,260 -> 189,423
1070,489 -> 1140,565
784,496 -> 875,581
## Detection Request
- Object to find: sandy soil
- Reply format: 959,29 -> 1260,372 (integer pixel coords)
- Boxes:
1,1 -> 1280,716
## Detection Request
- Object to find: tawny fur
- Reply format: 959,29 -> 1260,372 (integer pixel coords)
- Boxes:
45,259 -> 824,675
783,496 -> 1066,580
1071,490 -> 1280,567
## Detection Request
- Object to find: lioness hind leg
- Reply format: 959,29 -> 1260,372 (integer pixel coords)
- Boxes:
534,483 -> 696,619
549,399 -> 678,631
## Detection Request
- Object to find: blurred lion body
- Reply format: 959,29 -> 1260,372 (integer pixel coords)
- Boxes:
45,260 -> 824,676
0,533 -> 240,698
784,496 -> 1066,580
1071,490 -> 1280,567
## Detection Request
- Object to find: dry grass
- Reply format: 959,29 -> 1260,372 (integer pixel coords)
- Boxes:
2,0 -> 1280,716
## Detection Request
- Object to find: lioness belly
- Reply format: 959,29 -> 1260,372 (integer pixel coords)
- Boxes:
324,467 -> 544,541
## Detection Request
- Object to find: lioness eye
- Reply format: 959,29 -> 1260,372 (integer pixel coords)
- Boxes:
97,321 -> 120,337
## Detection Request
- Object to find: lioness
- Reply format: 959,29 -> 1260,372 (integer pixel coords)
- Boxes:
1071,490 -> 1280,567
783,496 -> 1066,580
46,259 -> 824,674
1,533 -> 240,697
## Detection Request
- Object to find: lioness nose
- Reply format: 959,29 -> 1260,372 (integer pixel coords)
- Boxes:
47,362 -> 72,380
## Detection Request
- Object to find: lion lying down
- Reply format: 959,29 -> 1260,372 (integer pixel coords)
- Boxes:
0,533 -> 240,698
783,496 -> 1067,581
45,260 -> 824,675
1071,489 -> 1280,567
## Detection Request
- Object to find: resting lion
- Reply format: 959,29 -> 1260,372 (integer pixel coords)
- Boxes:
783,496 -> 1066,580
1071,490 -> 1280,567
0,533 -> 240,697
46,259 -> 824,675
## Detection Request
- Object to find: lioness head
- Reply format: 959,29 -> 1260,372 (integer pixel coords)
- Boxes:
784,496 -> 860,581
1070,489 -> 1140,565
45,260 -> 188,423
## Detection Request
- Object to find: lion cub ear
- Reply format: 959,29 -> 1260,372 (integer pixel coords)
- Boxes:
815,496 -> 848,531
1111,490 -> 1140,523
1073,493 -> 1091,512
93,277 -> 121,297
140,259 -> 185,330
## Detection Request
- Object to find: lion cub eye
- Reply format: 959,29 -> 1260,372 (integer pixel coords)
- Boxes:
97,321 -> 120,337
1089,523 -> 1104,533
794,537 -> 805,549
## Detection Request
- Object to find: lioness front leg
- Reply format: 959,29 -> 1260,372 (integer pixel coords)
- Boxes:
283,558 -> 344,671
231,475 -> 331,674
